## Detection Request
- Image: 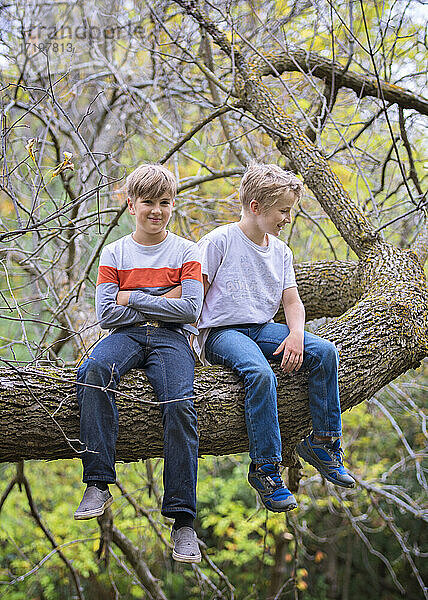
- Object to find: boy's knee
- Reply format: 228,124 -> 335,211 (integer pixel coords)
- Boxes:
247,366 -> 277,389
314,339 -> 338,364
325,340 -> 338,360
78,357 -> 118,386
162,399 -> 198,429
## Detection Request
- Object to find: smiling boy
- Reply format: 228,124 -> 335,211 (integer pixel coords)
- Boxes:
194,162 -> 354,512
75,164 -> 203,563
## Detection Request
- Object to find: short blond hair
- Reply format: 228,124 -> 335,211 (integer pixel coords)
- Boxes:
126,164 -> 177,202
239,162 -> 303,210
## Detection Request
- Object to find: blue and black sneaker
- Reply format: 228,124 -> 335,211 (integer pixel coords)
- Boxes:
248,463 -> 298,512
296,435 -> 355,488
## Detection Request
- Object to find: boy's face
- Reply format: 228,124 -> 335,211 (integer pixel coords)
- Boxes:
128,193 -> 174,239
251,189 -> 296,237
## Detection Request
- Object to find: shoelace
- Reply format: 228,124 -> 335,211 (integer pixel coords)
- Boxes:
324,443 -> 345,467
270,472 -> 284,488
260,466 -> 285,490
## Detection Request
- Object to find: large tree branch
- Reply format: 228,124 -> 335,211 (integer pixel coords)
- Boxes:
0,336 -> 420,467
294,261 -> 361,320
2,242 -> 426,466
253,50 -> 428,117
1,266 -> 425,469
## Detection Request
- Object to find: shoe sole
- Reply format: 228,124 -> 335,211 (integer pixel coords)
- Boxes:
74,496 -> 114,520
296,443 -> 355,489
172,549 -> 202,563
261,501 -> 298,513
248,480 -> 298,512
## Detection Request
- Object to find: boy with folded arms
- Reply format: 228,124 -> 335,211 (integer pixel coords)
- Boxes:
75,164 -> 203,563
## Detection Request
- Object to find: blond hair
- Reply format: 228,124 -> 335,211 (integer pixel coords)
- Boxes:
239,162 -> 303,210
126,164 -> 177,202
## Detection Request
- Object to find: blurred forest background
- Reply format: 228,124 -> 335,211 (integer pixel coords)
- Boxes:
0,0 -> 426,598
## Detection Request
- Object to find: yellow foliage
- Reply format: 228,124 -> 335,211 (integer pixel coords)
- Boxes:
48,151 -> 75,182
225,542 -> 238,551
275,0 -> 291,13
0,196 -> 15,216
414,433 -> 426,449
25,138 -> 37,162
330,161 -> 354,186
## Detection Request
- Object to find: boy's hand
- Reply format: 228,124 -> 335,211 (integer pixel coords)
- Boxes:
116,291 -> 131,305
162,285 -> 182,298
273,331 -> 304,373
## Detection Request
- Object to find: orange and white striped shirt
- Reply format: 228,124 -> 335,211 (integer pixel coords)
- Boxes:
95,232 -> 203,333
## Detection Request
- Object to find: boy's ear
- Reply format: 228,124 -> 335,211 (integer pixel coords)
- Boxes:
127,197 -> 135,214
249,199 -> 261,215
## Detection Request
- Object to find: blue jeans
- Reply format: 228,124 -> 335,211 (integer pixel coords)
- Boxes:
205,322 -> 342,464
76,324 -> 198,519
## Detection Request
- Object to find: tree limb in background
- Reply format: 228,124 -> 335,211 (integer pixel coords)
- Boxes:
252,49 -> 428,117
0,462 -> 86,600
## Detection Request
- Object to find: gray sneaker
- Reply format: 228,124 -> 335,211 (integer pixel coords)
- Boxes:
74,486 -> 113,520
171,526 -> 202,563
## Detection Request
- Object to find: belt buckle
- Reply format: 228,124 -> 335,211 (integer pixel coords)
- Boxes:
146,320 -> 160,327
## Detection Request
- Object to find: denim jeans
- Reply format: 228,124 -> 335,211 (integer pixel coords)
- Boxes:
205,322 -> 342,464
76,324 -> 198,519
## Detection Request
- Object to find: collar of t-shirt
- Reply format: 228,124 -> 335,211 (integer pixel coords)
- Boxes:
128,230 -> 171,252
232,223 -> 271,253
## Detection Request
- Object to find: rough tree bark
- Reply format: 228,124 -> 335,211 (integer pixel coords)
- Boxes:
0,0 -> 427,467
252,49 -> 428,116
